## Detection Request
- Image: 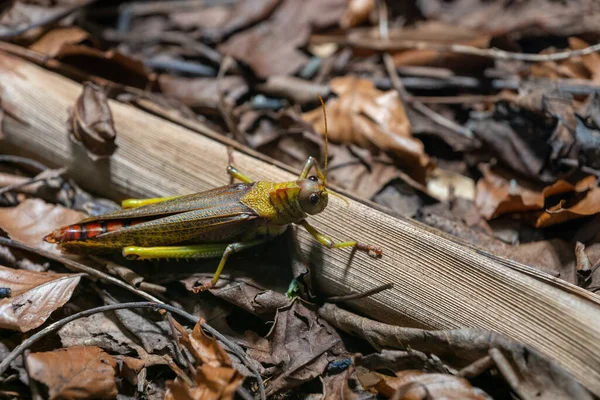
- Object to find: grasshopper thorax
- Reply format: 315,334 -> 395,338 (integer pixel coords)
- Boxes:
297,175 -> 328,215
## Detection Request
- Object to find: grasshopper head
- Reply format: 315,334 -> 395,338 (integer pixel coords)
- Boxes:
298,175 -> 328,215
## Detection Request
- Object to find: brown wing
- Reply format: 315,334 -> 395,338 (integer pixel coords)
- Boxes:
80,183 -> 254,223
89,202 -> 258,247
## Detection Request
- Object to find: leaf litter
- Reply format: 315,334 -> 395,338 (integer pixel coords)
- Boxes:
1,0 -> 600,398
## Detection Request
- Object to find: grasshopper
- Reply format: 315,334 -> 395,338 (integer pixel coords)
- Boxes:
44,97 -> 382,289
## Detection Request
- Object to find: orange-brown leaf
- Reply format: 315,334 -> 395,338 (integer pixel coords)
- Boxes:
302,76 -> 431,182
363,370 -> 491,400
166,319 -> 243,399
26,346 -> 118,400
475,165 -> 597,220
0,266 -> 83,332
29,27 -> 91,58
0,198 -> 85,251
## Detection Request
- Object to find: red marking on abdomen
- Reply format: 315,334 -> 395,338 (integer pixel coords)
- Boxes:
44,219 -> 142,243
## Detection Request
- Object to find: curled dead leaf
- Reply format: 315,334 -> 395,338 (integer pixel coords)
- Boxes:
218,0 -> 346,78
70,82 -> 117,160
358,370 -> 492,399
303,76 -> 432,182
475,165 -> 598,222
249,299 -> 346,395
0,266 -> 83,332
165,319 -> 243,400
26,346 -> 135,400
0,198 -> 85,251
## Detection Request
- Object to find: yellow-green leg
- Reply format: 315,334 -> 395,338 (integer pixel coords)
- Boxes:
122,238 -> 268,288
298,220 -> 382,258
121,196 -> 182,209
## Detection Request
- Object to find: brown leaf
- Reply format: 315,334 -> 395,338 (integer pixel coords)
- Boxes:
251,299 -> 345,395
340,0 -> 374,29
70,82 -> 117,160
418,0 -> 600,38
165,319 -> 243,400
326,146 -> 419,199
362,370 -> 492,400
173,0 -> 282,42
29,27 -> 91,57
158,75 -> 248,111
219,0 -> 346,77
0,198 -> 85,250
535,187 -> 600,228
570,37 -> 600,83
475,165 -> 597,220
27,346 -> 118,400
303,76 -> 431,183
0,266 -> 82,332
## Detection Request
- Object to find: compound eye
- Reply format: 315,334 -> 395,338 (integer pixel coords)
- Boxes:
309,193 -> 320,205
308,175 -> 318,182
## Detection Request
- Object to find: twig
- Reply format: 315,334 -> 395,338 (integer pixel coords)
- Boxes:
347,30 -> 600,62
0,301 -> 266,400
143,57 -> 216,76
326,282 -> 393,303
0,155 -> 48,172
489,348 -> 533,400
383,54 -> 474,138
0,167 -> 66,196
0,0 -> 99,39
0,237 -> 161,303
456,355 -> 494,378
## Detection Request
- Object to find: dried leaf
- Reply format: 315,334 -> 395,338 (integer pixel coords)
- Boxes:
303,76 -> 431,182
475,165 -> 597,220
340,0 -> 374,29
535,187 -> 600,228
58,309 -> 171,367
158,75 -> 248,110
70,82 -> 117,160
469,102 -> 552,179
27,346 -> 118,400
165,319 -> 243,400
29,27 -> 91,57
174,0 -> 282,42
361,370 -> 492,399
219,0 -> 346,77
0,198 -> 85,251
418,0 -> 600,38
0,266 -> 82,332
250,299 -> 345,395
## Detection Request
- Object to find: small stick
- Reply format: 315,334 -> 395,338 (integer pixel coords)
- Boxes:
456,354 -> 494,378
0,301 -> 266,400
326,283 -> 393,303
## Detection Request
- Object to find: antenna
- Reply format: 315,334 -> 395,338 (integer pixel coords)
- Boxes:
317,93 -> 328,186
